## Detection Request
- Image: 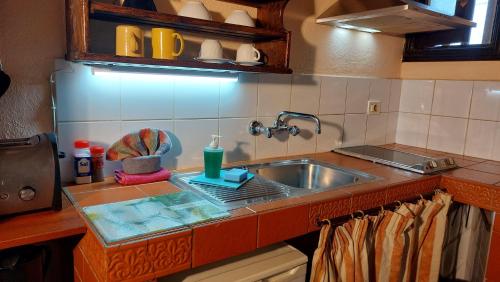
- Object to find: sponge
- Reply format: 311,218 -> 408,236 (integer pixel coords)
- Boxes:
223,168 -> 248,183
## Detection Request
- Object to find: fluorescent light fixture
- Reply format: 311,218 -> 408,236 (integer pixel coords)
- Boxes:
91,67 -> 239,83
335,23 -> 381,33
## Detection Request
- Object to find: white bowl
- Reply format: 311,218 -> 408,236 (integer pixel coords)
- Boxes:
179,0 -> 212,21
225,10 -> 255,27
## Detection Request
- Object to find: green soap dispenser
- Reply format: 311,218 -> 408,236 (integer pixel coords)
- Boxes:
204,135 -> 224,179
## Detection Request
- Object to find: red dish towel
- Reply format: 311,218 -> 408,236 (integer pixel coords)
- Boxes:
114,168 -> 171,185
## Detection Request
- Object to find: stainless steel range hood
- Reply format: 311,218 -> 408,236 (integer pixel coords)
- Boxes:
316,0 -> 476,35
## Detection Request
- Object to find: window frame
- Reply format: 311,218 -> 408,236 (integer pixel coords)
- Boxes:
403,0 -> 500,62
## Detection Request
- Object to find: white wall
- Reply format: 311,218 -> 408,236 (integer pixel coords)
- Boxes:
56,60 -> 401,181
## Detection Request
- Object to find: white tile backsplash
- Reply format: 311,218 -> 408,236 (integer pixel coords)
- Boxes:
287,118 -> 318,155
343,114 -> 367,147
464,119 -> 497,159
319,77 -> 347,115
257,74 -> 291,117
396,112 -> 430,148
365,113 -> 388,145
290,75 -> 321,114
121,75 -> 174,120
56,64 -> 121,122
57,60 -> 500,179
174,119 -> 219,169
369,79 -> 391,113
219,118 -> 256,163
255,117 -> 289,159
219,74 -> 258,118
399,80 -> 435,114
470,81 -> 500,121
431,80 -> 473,118
316,115 -> 344,152
58,121 -> 122,182
388,80 -> 402,112
174,79 -> 220,119
427,116 -> 468,155
345,78 -> 371,114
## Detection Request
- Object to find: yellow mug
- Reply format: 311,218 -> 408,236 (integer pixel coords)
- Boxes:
116,25 -> 144,57
152,28 -> 185,60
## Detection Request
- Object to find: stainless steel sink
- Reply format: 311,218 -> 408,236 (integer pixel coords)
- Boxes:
169,159 -> 380,210
250,159 -> 375,190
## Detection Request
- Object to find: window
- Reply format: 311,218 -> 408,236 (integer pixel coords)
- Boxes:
404,0 -> 500,61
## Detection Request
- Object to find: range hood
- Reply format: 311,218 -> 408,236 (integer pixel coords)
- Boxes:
316,0 -> 476,35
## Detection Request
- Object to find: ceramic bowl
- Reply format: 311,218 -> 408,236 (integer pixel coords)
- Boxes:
179,0 -> 212,21
225,10 -> 255,27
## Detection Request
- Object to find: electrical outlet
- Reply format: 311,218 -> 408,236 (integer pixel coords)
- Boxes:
367,100 -> 381,114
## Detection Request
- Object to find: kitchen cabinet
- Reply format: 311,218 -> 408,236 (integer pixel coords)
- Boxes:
65,0 -> 292,73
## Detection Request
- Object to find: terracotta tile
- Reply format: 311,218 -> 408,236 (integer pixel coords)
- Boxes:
494,215 -> 500,234
386,176 -> 441,203
192,215 -> 258,267
299,189 -> 351,205
484,160 -> 500,166
65,178 -> 122,195
82,257 -> 100,282
74,267 -> 82,282
73,246 -> 84,278
441,176 -> 493,210
444,168 -> 500,185
137,181 -> 181,197
308,195 -> 352,232
491,188 -> 500,213
467,162 -> 500,175
73,186 -> 147,207
79,231 -> 107,281
106,240 -> 155,281
452,158 -> 479,168
444,153 -> 488,163
486,233 -> 500,280
147,230 -> 192,278
350,189 -> 387,213
257,204 -> 309,248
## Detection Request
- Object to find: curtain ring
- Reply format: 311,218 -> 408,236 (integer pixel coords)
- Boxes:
351,210 -> 365,219
394,200 -> 402,211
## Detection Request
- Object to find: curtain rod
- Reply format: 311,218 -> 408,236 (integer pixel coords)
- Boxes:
316,189 -> 446,227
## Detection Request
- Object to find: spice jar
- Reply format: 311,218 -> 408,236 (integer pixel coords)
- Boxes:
90,146 -> 105,182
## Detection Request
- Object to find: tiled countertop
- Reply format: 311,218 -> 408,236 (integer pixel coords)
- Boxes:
65,143 -> 500,282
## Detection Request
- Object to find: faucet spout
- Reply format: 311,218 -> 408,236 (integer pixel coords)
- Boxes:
276,111 -> 321,134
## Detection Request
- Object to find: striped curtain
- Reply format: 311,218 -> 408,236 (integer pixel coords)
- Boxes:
310,193 -> 452,282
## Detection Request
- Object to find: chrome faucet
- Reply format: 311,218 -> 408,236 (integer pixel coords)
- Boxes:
249,111 -> 322,138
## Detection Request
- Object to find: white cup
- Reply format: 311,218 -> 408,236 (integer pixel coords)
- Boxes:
179,0 -> 212,20
236,44 -> 260,62
225,10 -> 255,27
199,39 -> 223,59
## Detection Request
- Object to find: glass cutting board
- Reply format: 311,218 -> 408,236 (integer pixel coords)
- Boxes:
83,191 -> 229,243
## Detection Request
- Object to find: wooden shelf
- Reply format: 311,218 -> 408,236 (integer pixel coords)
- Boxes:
66,0 -> 291,74
74,52 -> 292,74
90,2 -> 286,42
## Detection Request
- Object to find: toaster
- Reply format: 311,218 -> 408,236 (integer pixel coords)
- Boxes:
0,133 -> 62,216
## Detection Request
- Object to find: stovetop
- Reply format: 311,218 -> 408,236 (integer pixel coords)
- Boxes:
333,145 -> 457,174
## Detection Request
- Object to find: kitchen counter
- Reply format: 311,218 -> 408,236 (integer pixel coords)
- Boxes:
0,194 -> 86,250
64,143 -> 500,282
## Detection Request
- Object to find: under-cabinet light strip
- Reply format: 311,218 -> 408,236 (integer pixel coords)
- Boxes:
92,67 -> 239,83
